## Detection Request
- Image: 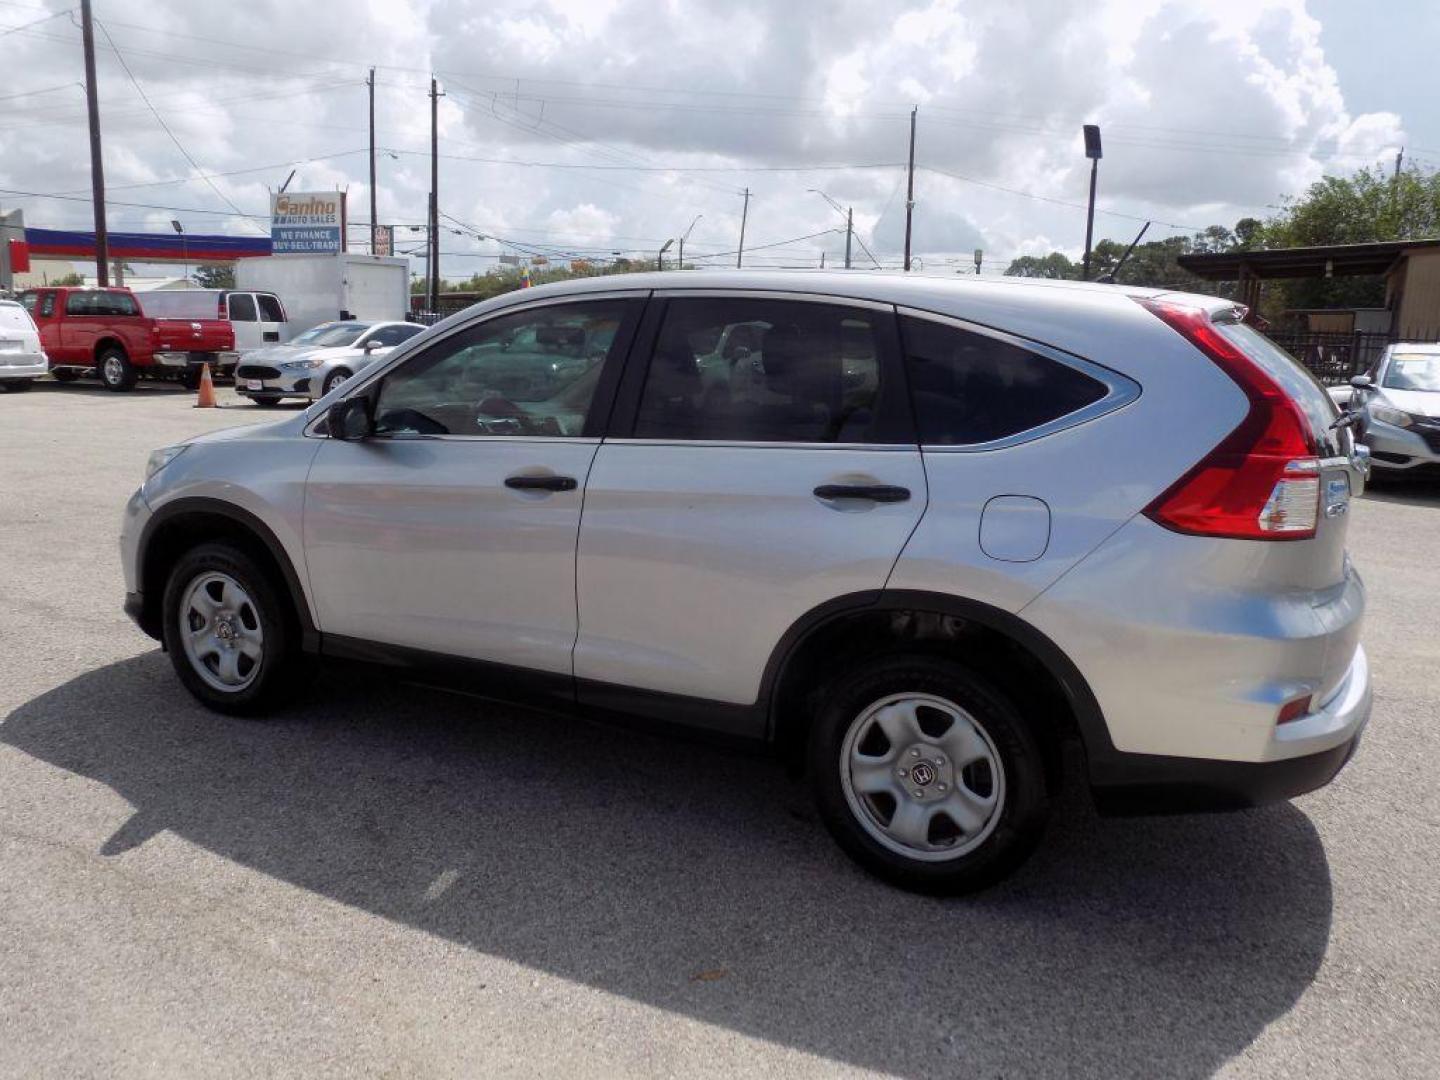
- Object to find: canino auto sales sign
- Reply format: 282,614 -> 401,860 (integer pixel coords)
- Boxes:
271,192 -> 344,254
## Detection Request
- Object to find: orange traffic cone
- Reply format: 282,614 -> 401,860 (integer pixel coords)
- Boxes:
194,362 -> 218,409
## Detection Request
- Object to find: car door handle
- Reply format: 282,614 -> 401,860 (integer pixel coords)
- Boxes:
813,484 -> 911,503
505,474 -> 578,492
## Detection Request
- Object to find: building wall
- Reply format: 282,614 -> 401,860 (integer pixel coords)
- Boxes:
1397,250 -> 1440,339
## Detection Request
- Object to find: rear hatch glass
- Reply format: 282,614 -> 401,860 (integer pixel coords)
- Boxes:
0,303 -> 35,332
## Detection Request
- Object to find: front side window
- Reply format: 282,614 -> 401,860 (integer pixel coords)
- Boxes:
373,300 -> 636,437
111,292 -> 140,317
228,293 -> 258,321
901,315 -> 1108,445
367,323 -> 424,348
634,298 -> 883,443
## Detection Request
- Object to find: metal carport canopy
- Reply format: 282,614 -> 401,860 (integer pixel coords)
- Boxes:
1177,239 -> 1440,280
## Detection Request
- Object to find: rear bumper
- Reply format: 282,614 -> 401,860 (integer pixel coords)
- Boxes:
0,352 -> 48,379
1090,644 -> 1371,814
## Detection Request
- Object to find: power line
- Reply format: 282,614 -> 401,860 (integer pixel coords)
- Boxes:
0,5 -> 70,36
91,18 -> 265,232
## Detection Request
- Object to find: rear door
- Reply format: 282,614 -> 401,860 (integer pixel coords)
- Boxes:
227,292 -> 260,351
573,292 -> 925,724
256,292 -> 288,344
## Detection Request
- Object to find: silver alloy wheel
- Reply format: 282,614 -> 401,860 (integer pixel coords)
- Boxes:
102,355 -> 124,385
178,571 -> 264,693
325,371 -> 348,393
840,692 -> 1006,862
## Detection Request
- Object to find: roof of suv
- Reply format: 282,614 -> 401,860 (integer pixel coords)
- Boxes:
480,269 -> 1226,315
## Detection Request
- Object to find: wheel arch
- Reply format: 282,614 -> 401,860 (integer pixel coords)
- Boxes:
93,337 -> 127,361
136,497 -> 318,650
764,590 -> 1113,792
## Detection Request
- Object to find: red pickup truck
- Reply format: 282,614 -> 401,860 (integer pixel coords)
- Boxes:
19,286 -> 235,392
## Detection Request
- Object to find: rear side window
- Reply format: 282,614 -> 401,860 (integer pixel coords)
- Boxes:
900,315 -> 1108,445
65,291 -> 96,316
634,298 -> 884,443
1213,319 -> 1345,457
256,294 -> 285,321
39,293 -> 55,317
111,292 -> 139,317
228,293 -> 257,321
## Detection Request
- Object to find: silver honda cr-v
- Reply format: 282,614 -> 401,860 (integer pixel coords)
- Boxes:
120,270 -> 1371,893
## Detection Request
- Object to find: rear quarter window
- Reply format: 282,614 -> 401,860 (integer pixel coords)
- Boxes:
900,315 -> 1110,445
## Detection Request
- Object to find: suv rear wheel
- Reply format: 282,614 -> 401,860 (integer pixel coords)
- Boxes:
161,542 -> 311,714
808,655 -> 1049,893
97,347 -> 137,392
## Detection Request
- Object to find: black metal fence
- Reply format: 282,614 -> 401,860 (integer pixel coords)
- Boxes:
1269,331 -> 1407,386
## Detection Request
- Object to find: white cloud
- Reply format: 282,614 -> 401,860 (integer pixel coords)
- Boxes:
0,0 -> 1411,278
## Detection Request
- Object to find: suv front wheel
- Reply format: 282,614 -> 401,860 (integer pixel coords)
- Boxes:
161,542 -> 310,714
808,656 -> 1050,894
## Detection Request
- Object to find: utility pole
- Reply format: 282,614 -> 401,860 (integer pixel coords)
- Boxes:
80,0 -> 109,286
678,213 -> 701,269
428,76 -> 441,314
736,188 -> 750,269
1081,124 -> 1103,281
844,206 -> 853,269
1394,147 -> 1405,183
903,106 -> 917,271
368,68 -> 378,255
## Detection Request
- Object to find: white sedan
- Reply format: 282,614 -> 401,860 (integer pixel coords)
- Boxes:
233,320 -> 426,405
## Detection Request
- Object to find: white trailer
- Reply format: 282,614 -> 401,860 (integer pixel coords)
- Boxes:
234,253 -> 410,335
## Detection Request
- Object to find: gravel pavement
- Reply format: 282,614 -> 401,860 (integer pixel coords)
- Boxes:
1,380 -> 1437,1078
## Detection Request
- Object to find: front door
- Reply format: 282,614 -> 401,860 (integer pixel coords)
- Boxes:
303,296 -> 643,676
574,293 -> 926,720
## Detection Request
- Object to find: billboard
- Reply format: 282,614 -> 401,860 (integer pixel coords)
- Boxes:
372,225 -> 394,257
271,192 -> 345,254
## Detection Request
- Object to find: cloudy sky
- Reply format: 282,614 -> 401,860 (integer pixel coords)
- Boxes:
0,0 -> 1434,279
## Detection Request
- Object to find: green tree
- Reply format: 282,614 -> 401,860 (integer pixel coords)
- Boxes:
193,264 -> 235,289
1004,252 -> 1079,278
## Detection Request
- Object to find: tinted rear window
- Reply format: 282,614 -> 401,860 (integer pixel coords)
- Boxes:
900,315 -> 1109,445
1213,320 -> 1345,457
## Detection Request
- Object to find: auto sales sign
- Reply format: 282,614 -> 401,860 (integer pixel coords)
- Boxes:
271,192 -> 344,254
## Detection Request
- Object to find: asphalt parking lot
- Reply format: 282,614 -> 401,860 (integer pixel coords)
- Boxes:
2,379 -> 1438,1079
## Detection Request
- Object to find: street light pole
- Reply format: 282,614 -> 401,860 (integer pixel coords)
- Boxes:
657,238 -> 674,271
1082,124 -> 1102,281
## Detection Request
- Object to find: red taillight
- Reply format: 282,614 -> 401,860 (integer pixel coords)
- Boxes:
1276,695 -> 1312,725
1137,297 -> 1320,541
219,294 -> 227,319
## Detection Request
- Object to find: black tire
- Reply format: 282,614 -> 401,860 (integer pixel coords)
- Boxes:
51,369 -> 81,383
97,347 -> 137,392
0,379 -> 35,392
322,368 -> 352,396
161,542 -> 312,715
807,655 -> 1050,894
250,395 -> 282,408
181,367 -> 202,391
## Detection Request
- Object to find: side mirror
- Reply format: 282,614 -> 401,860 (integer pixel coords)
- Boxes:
363,340 -> 380,353
1349,374 -> 1373,392
328,395 -> 374,441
